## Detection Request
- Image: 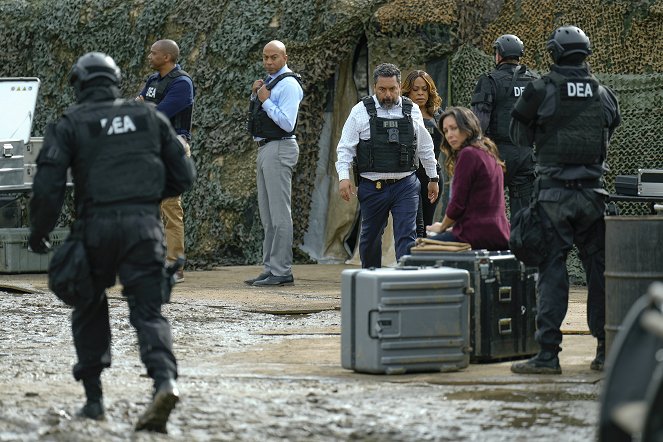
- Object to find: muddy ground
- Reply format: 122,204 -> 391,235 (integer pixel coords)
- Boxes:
0,265 -> 601,441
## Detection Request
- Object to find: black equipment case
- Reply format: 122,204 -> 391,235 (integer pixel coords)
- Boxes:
400,250 -> 538,362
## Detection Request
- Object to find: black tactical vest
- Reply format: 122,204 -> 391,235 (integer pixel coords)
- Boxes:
534,71 -> 605,165
143,68 -> 194,133
488,65 -> 538,143
356,97 -> 417,173
247,72 -> 303,139
64,99 -> 165,211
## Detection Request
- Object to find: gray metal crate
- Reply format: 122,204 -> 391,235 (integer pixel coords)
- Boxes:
341,266 -> 471,374
0,227 -> 68,273
0,140 -> 26,187
24,137 -> 42,164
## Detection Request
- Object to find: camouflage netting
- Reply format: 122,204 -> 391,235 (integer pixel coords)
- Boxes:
1,0 -> 661,281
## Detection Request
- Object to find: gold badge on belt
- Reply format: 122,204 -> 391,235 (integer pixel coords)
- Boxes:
375,181 -> 382,190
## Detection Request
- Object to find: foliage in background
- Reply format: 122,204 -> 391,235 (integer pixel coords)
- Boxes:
1,0 -> 661,281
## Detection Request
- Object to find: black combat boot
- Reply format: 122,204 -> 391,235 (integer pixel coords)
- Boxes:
511,350 -> 562,374
76,376 -> 105,420
135,378 -> 180,434
590,339 -> 605,371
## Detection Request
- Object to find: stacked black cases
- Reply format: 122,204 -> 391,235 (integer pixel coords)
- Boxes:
400,251 -> 538,362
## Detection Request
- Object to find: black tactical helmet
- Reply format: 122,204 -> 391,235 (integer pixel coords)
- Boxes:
68,52 -> 121,91
546,25 -> 592,63
493,34 -> 524,59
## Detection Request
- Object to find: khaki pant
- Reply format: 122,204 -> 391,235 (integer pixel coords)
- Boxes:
162,136 -> 190,263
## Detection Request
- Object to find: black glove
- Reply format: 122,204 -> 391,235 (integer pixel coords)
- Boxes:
162,256 -> 185,304
28,232 -> 51,254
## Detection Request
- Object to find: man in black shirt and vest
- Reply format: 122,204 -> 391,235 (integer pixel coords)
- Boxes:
472,34 -> 540,217
245,40 -> 303,287
509,26 -> 621,375
28,52 -> 195,432
137,39 -> 195,283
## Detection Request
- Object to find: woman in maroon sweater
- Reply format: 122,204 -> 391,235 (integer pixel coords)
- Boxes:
427,106 -> 510,250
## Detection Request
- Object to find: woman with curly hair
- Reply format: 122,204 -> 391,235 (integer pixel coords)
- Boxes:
427,106 -> 510,250
401,70 -> 444,236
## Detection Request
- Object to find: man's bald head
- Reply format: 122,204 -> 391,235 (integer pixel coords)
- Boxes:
262,40 -> 288,75
264,40 -> 287,56
154,39 -> 180,63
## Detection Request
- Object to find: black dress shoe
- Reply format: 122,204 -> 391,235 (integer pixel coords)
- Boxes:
135,379 -> 180,434
76,400 -> 105,420
244,271 -> 272,286
252,274 -> 294,287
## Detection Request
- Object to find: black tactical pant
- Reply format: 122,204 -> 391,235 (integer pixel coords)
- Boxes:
536,187 -> 606,352
71,206 -> 177,385
415,164 -> 441,237
498,142 -> 535,217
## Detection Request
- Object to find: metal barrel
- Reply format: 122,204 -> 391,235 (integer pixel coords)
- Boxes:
604,216 -> 663,356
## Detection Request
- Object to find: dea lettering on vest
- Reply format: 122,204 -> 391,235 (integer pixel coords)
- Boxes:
566,82 -> 593,98
486,66 -> 539,143
100,116 -> 137,135
143,68 -> 194,133
534,72 -> 604,165
145,86 -> 157,99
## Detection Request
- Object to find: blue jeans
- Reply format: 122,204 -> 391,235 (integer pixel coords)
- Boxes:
357,174 -> 419,268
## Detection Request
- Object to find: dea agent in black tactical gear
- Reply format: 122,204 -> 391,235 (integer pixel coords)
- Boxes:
472,34 -> 540,217
509,26 -> 621,375
29,51 -> 195,433
336,63 -> 439,268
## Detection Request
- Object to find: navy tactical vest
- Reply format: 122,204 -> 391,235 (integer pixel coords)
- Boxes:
247,72 -> 303,139
488,65 -> 539,143
64,99 -> 165,210
143,68 -> 194,133
356,96 -> 417,173
534,71 -> 605,165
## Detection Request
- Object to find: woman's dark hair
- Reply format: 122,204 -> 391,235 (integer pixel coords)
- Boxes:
401,70 -> 442,117
438,106 -> 505,177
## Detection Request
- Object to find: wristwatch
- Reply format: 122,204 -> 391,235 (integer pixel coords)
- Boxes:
429,176 -> 439,183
